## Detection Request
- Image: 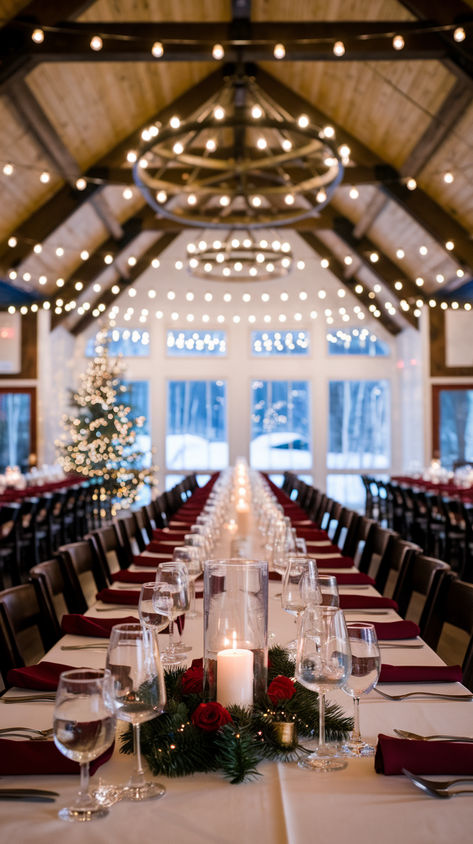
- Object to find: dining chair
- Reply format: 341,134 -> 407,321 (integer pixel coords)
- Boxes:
373,535 -> 420,596
391,550 -> 450,623
0,503 -> 22,587
353,518 -> 385,574
421,573 -> 473,691
0,580 -> 60,686
331,508 -> 361,558
115,511 -> 148,557
87,524 -> 131,576
29,556 -> 88,617
57,539 -> 110,607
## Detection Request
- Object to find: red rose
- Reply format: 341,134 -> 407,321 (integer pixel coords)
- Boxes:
267,675 -> 295,705
181,663 -> 204,695
191,702 -> 232,732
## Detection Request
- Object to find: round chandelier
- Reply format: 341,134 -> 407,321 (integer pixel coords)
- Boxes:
186,231 -> 293,281
133,67 -> 344,230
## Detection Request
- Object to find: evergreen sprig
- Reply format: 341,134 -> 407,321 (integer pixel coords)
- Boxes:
120,646 -> 353,784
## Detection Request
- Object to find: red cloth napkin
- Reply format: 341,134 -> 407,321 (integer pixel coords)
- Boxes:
112,570 -> 156,583
96,588 -> 139,606
0,739 -> 114,776
152,529 -> 188,540
379,664 -> 463,683
333,572 -> 375,585
375,734 -> 473,775
146,541 -> 180,553
134,554 -> 173,566
305,542 -> 341,554
61,614 -> 138,637
372,620 -> 420,640
294,529 -> 331,540
7,661 -> 73,691
339,595 -> 398,610
316,556 -> 354,569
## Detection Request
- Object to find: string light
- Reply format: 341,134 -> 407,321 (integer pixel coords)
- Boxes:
454,27 -> 466,42
333,40 -> 345,57
392,34 -> 405,50
273,43 -> 286,59
90,35 -> 103,51
212,43 -> 224,60
31,28 -> 44,44
151,41 -> 164,58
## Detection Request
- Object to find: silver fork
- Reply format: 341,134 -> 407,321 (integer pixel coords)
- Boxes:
375,688 -> 473,701
394,729 -> 473,742
0,726 -> 53,737
403,769 -> 473,798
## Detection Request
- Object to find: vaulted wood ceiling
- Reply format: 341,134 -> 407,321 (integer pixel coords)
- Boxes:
2,0 -> 473,336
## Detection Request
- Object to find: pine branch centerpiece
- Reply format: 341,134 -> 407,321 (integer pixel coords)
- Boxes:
121,646 -> 353,784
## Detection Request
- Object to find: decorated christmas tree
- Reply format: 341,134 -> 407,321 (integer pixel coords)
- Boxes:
56,332 -> 154,512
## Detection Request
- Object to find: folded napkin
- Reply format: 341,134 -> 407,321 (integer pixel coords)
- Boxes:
305,542 -> 341,554
134,554 -> 173,567
339,595 -> 398,610
61,614 -> 138,638
0,739 -> 114,776
7,661 -> 73,691
96,588 -> 139,606
372,620 -> 420,640
333,572 -> 375,585
153,529 -> 188,540
112,570 -> 156,583
378,664 -> 463,683
294,529 -> 331,540
375,734 -> 473,775
146,541 -> 180,553
316,556 -> 354,569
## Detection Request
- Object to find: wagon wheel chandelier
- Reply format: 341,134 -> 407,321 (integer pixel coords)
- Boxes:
186,230 -> 293,281
133,66 -> 345,230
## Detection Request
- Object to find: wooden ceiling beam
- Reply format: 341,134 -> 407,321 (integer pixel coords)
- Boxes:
397,1 -> 473,85
7,77 -> 123,240
298,231 -> 403,336
257,67 -> 473,273
2,20 -> 460,64
70,233 -> 178,336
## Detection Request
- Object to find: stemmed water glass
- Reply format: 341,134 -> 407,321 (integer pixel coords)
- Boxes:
318,575 -> 340,607
173,545 -> 202,618
138,582 -> 170,633
295,605 -> 352,771
53,669 -> 116,822
105,623 -> 166,801
281,555 -> 320,650
341,623 -> 381,757
154,562 -> 190,665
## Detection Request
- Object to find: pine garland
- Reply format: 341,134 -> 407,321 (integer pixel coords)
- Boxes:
120,647 -> 353,784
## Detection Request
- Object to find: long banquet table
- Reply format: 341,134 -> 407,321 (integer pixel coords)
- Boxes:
1,498 -> 473,842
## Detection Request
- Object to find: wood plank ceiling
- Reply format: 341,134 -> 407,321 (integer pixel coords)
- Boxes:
1,0 -> 473,336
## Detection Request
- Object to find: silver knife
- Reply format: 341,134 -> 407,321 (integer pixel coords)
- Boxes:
2,693 -> 56,703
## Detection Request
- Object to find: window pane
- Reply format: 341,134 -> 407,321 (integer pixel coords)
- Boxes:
166,330 -> 226,356
326,474 -> 365,511
438,388 -> 473,470
0,392 -> 31,471
166,380 -> 228,470
251,330 -> 309,356
86,328 -> 150,357
250,380 -> 311,470
328,380 -> 390,469
327,328 -> 389,357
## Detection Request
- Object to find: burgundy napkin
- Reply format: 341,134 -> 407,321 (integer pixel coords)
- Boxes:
61,614 -> 138,638
339,595 -> 398,610
375,734 -> 473,775
0,739 -> 114,776
7,661 -> 73,691
316,556 -> 354,569
378,664 -> 463,683
269,571 -> 282,581
372,620 -> 420,640
294,529 -> 331,540
333,572 -> 375,585
112,569 -> 156,583
134,554 -> 173,567
96,588 -> 139,606
147,541 -> 180,553
152,529 -> 187,540
305,542 -> 341,554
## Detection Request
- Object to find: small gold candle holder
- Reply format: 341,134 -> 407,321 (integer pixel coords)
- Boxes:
272,721 -> 297,748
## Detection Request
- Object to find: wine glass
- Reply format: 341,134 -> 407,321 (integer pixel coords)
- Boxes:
281,555 -> 320,651
173,545 -> 202,618
154,562 -> 190,665
318,575 -> 340,607
105,623 -> 166,801
53,669 -> 116,822
138,582 -> 170,632
341,623 -> 381,757
295,605 -> 352,771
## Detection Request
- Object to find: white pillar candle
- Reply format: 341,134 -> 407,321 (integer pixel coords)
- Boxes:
236,498 -> 250,535
216,647 -> 254,707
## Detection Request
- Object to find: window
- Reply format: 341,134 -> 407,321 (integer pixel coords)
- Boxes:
166,380 -> 228,470
166,330 -> 226,356
432,385 -> 473,470
327,328 -> 389,356
250,380 -> 311,470
0,388 -> 35,472
328,380 -> 390,469
251,330 -> 309,356
86,328 -> 150,357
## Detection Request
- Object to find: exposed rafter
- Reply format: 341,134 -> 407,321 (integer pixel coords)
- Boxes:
70,233 -> 178,335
